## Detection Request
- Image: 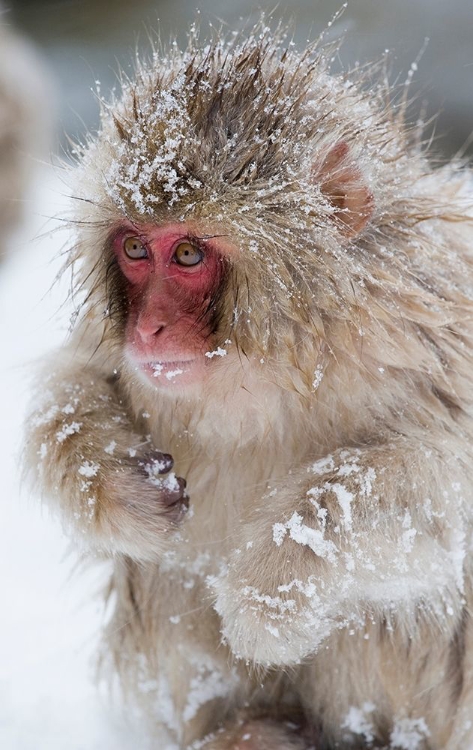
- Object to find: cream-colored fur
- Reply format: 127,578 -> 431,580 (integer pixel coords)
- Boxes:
25,24 -> 473,749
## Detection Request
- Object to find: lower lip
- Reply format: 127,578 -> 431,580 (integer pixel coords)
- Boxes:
140,359 -> 201,386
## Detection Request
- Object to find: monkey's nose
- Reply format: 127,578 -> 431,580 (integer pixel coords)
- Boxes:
135,317 -> 166,345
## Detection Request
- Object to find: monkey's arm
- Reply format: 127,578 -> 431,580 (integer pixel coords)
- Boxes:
214,440 -> 467,665
24,353 -> 187,562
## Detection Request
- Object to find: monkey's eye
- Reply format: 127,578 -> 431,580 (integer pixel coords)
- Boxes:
173,241 -> 204,267
123,236 -> 148,260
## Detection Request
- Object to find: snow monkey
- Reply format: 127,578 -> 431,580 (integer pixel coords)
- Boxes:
25,22 -> 473,750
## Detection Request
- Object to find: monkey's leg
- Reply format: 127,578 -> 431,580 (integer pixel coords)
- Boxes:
213,440 -> 469,745
195,719 -> 309,750
214,439 -> 467,667
24,351 -> 188,561
296,615 -> 461,748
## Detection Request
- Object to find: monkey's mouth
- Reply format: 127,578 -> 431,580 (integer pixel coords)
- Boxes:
130,357 -> 205,388
148,360 -> 197,380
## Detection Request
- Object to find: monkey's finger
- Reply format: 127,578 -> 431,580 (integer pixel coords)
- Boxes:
161,476 -> 188,508
141,453 -> 174,477
153,452 -> 174,473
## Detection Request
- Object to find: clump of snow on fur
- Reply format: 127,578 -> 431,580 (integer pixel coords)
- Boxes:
273,511 -> 338,562
104,440 -> 117,454
143,456 -> 171,476
78,460 -> 100,478
182,653 -> 239,723
144,463 -> 180,492
205,347 -> 227,358
312,364 -> 324,390
390,717 -> 430,749
329,483 -> 354,532
401,510 -> 417,554
165,368 -> 184,381
310,455 -> 336,475
55,421 -> 82,443
342,702 -> 376,744
307,451 -> 376,534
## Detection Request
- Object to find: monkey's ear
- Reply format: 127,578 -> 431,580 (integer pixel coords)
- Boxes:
314,143 -> 374,237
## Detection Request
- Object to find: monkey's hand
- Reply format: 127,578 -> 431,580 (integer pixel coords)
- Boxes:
98,449 -> 189,560
24,360 -> 188,562
214,442 -> 466,666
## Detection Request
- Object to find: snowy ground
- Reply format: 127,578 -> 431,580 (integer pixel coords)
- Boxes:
0,167 -> 149,749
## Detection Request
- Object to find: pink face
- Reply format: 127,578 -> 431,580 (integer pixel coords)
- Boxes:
113,222 -> 228,388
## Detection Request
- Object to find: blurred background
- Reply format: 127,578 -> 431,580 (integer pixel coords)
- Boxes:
0,2 -> 472,749
5,0 -> 473,158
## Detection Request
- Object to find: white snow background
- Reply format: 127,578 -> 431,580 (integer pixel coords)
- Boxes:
0,167 -> 151,749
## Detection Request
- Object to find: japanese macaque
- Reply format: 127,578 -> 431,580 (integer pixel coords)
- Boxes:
25,22 -> 473,750
0,6 -> 51,258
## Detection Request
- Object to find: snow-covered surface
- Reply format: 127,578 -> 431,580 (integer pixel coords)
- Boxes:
0,168 -> 148,749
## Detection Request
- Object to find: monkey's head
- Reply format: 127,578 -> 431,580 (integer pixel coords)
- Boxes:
70,24 -> 451,400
